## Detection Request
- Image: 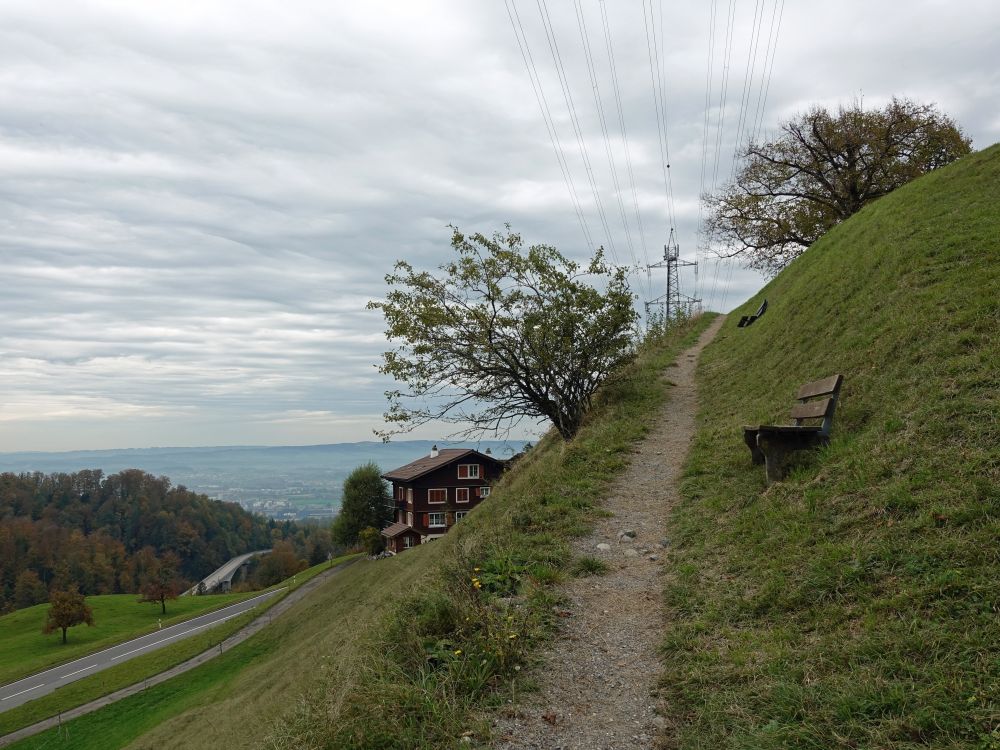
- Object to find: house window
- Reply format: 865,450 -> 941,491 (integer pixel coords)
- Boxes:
456,488 -> 469,503
407,488 -> 413,503
428,512 -> 446,528
403,536 -> 414,548
455,511 -> 468,522
407,511 -> 413,526
428,488 -> 446,504
457,464 -> 480,479
480,486 -> 491,498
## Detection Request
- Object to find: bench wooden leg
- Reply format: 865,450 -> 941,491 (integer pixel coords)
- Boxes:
743,428 -> 765,465
756,433 -> 828,484
757,433 -> 793,483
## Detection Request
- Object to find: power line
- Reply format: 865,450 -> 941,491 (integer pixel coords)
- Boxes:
641,0 -> 677,234
750,0 -> 786,144
503,0 -> 595,250
598,0 -> 651,275
727,0 -> 765,178
535,0 -> 620,264
571,0 -> 649,299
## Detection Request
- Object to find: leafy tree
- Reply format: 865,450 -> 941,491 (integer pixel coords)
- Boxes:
14,569 -> 48,609
306,528 -> 333,566
705,98 -> 971,275
368,226 -> 637,440
138,552 -> 183,614
252,541 -> 305,587
43,589 -> 94,644
358,526 -> 383,556
331,463 -> 392,548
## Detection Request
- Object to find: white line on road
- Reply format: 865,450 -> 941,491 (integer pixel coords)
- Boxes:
1,684 -> 44,701
61,665 -> 97,680
111,613 -> 240,661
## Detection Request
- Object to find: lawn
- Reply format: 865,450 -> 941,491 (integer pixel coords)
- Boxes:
0,554 -> 360,739
0,592 -> 250,687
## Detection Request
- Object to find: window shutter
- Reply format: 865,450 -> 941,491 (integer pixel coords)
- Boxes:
422,513 -> 429,527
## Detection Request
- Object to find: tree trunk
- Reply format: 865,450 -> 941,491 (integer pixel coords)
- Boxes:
160,596 -> 166,614
62,627 -> 67,644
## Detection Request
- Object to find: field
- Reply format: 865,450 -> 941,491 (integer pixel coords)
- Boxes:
0,555 -> 359,740
0,592 -> 250,687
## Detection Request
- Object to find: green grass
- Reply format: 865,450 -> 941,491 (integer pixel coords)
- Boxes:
659,145 -> 1000,748
0,555 -> 360,740
13,315 -> 711,750
0,592 -> 250,686
4,554 -> 426,750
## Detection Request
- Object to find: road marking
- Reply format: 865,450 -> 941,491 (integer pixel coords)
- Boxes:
62,664 -> 97,679
111,613 -> 240,660
2,683 -> 45,701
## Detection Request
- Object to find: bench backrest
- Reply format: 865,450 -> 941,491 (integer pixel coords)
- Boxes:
789,374 -> 843,435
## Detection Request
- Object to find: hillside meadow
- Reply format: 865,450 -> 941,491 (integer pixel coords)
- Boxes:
661,144 -> 999,747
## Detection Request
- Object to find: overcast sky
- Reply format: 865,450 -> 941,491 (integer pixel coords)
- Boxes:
1,0 -> 997,452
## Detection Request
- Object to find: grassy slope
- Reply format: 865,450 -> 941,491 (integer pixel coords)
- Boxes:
661,145 -> 999,748
11,316 -> 712,750
0,556 -> 358,739
0,592 -> 250,686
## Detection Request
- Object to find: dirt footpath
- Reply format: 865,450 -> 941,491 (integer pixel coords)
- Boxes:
493,316 -> 724,750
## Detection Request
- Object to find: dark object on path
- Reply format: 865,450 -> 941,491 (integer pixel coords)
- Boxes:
743,374 -> 844,483
737,299 -> 768,328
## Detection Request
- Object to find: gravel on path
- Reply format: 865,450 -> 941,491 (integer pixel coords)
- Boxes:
492,316 -> 724,750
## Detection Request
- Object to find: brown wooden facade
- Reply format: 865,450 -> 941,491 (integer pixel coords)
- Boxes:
380,447 -> 504,553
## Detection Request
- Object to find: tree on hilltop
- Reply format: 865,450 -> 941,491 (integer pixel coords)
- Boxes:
705,98 -> 971,274
368,226 -> 638,441
331,463 -> 392,548
43,589 -> 94,644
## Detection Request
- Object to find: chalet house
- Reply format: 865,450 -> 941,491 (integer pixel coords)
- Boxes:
380,446 -> 504,554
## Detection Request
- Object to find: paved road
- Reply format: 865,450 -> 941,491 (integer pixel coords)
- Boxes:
182,549 -> 271,595
0,558 -> 360,748
0,588 -> 281,712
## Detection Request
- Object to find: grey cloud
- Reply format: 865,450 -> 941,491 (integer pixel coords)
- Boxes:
1,0 -> 997,450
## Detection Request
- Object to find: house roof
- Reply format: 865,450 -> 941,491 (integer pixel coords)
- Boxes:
381,521 -> 415,538
382,448 -> 500,482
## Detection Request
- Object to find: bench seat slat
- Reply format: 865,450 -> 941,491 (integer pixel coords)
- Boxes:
789,398 -> 833,421
796,374 -> 843,401
755,424 -> 824,434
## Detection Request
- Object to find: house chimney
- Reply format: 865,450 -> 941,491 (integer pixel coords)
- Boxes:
485,448 -> 492,455
430,444 -> 439,458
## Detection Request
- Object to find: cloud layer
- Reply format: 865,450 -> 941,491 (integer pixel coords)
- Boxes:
1,0 -> 997,450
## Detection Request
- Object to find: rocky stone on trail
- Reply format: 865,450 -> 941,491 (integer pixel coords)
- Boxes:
596,543 -> 611,551
648,554 -> 659,561
618,530 -> 637,542
623,548 -> 639,558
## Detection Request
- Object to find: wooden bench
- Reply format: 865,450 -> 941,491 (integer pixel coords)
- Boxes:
743,374 -> 844,483
737,298 -> 767,327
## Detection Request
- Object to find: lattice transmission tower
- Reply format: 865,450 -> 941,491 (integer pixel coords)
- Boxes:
644,228 -> 701,324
